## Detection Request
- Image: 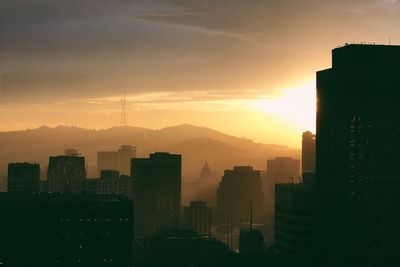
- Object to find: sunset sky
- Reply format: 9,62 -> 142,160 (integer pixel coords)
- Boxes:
1,0 -> 399,147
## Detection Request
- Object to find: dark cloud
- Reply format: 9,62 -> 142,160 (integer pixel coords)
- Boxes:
0,0 -> 399,103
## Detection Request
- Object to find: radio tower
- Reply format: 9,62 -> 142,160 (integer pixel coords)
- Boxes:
120,90 -> 126,127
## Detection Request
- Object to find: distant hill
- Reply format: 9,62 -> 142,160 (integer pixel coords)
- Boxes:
0,124 -> 300,183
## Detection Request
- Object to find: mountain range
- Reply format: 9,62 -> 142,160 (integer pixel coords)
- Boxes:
0,124 -> 300,188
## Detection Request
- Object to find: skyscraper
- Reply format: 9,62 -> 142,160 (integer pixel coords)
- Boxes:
266,157 -> 300,184
183,200 -> 212,236
274,183 -> 316,254
97,145 -> 136,176
7,162 -> 40,193
316,44 -> 400,266
217,166 -> 263,227
47,154 -> 86,193
131,152 -> 181,239
302,131 -> 316,174
118,145 -> 136,176
264,157 -> 300,214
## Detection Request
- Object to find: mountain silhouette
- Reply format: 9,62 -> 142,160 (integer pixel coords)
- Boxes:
0,124 -> 299,191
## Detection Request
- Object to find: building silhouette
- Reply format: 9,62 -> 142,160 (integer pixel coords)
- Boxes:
183,201 -> 212,236
118,145 -> 136,175
0,193 -> 134,267
302,131 -> 316,175
47,154 -> 86,193
274,183 -> 316,254
217,166 -> 263,227
131,152 -> 181,239
264,157 -> 300,214
267,157 -> 300,184
7,162 -> 40,193
97,145 -> 136,176
316,44 -> 400,266
84,170 -> 134,199
197,161 -> 219,207
141,230 -> 230,267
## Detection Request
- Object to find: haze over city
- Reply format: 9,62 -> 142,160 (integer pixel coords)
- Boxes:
1,0 -> 400,147
1,1 -> 400,267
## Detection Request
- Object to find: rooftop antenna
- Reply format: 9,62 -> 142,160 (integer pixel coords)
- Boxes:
120,90 -> 126,127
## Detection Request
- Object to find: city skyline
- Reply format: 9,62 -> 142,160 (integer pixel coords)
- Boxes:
1,1 -> 400,266
2,1 -> 400,147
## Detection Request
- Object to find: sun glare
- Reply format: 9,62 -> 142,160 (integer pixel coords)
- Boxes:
250,82 -> 316,132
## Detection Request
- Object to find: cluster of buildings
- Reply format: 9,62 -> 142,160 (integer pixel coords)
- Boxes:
0,44 -> 399,266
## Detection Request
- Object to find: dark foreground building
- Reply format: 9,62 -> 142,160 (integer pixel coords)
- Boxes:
7,162 -> 40,193
139,230 -> 230,267
0,193 -> 134,267
217,166 -> 263,227
274,183 -> 316,254
132,152 -> 182,239
316,44 -> 400,266
183,200 -> 212,236
302,131 -> 316,175
47,154 -> 86,193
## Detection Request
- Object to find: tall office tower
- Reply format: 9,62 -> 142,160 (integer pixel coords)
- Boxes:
217,166 -> 263,227
118,145 -> 136,176
316,44 -> 400,266
47,155 -> 86,193
0,194 -> 133,266
302,131 -> 316,174
183,201 -> 212,236
274,183 -> 316,254
84,170 -> 134,199
267,157 -> 301,184
264,157 -> 300,214
131,152 -> 181,239
7,162 -> 40,193
97,145 -> 136,176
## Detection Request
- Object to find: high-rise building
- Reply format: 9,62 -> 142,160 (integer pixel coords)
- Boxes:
47,155 -> 86,193
274,183 -> 316,254
97,145 -> 136,176
7,162 -> 40,193
118,145 -> 136,176
183,201 -> 212,236
267,157 -> 300,184
131,152 -> 181,239
316,44 -> 400,266
217,166 -> 263,227
264,157 -> 300,214
84,170 -> 134,199
0,193 -> 133,266
302,131 -> 316,174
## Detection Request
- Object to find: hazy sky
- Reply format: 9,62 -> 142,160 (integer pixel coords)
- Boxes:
1,0 -> 399,147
